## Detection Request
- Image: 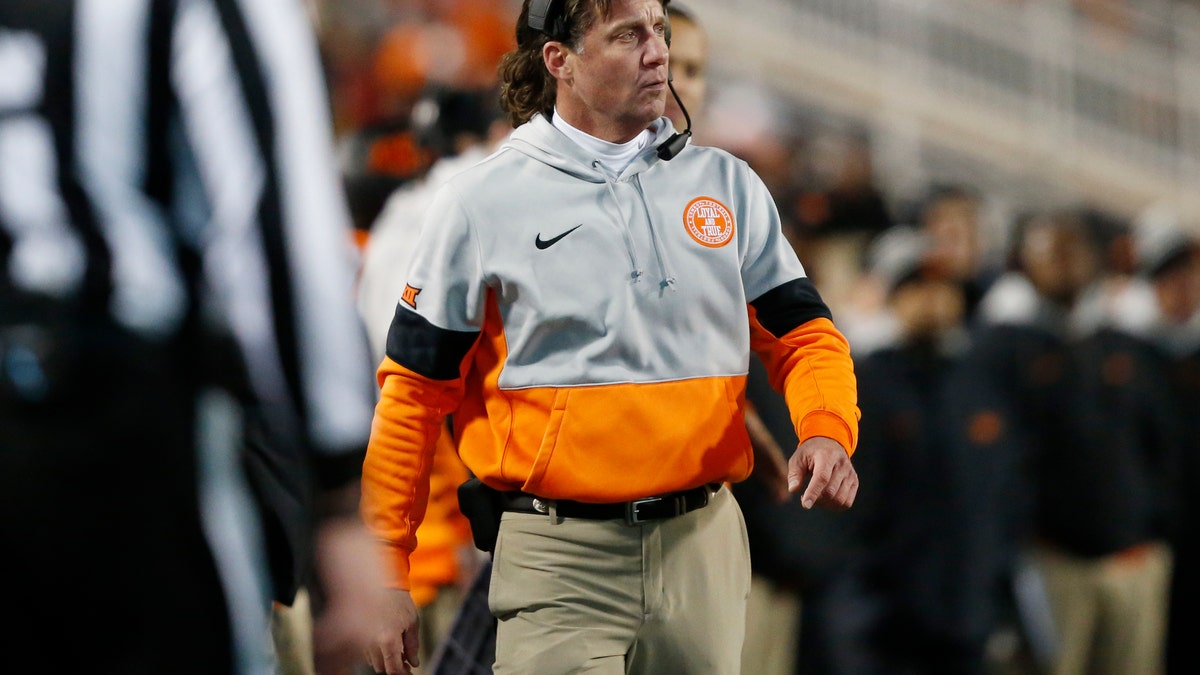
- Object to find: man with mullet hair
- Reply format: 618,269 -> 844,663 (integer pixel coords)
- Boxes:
361,1 -> 861,673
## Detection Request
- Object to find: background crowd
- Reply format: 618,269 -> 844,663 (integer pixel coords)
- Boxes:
303,1 -> 1198,674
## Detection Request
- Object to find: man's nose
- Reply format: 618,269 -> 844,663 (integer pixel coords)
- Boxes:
646,34 -> 669,66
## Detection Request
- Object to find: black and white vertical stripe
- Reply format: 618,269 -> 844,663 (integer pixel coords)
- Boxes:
1,0 -> 376,670
1,0 -> 375,456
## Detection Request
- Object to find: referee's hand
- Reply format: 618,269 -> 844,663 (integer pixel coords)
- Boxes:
787,436 -> 858,511
310,516 -> 395,675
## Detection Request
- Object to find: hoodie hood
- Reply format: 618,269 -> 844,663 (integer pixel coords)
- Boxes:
502,114 -> 680,181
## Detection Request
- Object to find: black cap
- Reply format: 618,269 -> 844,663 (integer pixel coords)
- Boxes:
410,86 -> 500,158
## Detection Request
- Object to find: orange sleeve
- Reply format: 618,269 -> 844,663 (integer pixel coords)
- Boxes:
406,420 -> 474,606
749,312 -> 860,455
361,356 -> 464,590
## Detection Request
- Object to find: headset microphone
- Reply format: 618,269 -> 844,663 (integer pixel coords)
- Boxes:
657,75 -> 692,161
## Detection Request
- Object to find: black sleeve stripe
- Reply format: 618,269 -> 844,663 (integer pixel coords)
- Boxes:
385,306 -> 480,381
749,277 -> 833,338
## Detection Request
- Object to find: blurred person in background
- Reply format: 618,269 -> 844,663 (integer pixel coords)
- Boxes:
0,1 -> 389,673
311,0 -> 518,136
1066,203 -> 1200,675
1155,221 -> 1200,675
359,0 -> 861,672
660,2 -> 706,135
799,225 -> 978,674
944,209 -> 1105,674
338,117 -> 437,241
328,0 -> 517,239
789,129 -> 896,313
357,84 -> 512,331
910,183 -> 999,322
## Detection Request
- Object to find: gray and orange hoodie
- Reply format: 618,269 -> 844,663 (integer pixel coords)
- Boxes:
362,114 -> 859,588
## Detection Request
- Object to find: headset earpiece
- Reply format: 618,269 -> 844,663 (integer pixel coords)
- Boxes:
528,0 -> 568,41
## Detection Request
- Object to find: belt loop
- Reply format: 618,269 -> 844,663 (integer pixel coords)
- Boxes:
548,499 -> 561,524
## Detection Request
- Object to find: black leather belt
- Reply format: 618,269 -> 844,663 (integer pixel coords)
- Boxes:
501,484 -> 720,525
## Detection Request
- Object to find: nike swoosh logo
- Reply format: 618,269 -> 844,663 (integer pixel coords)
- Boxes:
535,224 -> 583,250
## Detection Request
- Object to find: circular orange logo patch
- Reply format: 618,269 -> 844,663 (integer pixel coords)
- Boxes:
684,196 -> 735,248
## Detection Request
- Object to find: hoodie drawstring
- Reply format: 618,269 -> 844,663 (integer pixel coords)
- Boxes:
632,174 -> 677,291
599,162 -> 645,282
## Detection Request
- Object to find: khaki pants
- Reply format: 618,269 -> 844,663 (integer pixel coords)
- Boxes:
417,582 -> 468,667
488,486 -> 750,675
1034,541 -> 1172,675
272,589 -> 315,675
741,575 -> 800,675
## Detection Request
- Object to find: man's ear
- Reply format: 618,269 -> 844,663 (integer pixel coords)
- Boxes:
542,41 -> 570,80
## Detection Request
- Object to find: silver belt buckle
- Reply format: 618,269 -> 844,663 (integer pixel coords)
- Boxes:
625,496 -> 662,525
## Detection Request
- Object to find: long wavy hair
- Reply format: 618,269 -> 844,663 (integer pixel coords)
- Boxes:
499,0 -> 670,127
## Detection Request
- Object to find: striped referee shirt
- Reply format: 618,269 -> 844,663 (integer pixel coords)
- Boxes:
0,2 -> 376,669
0,0 -> 374,463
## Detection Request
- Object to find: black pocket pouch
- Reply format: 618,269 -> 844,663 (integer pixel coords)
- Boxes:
457,477 -> 506,553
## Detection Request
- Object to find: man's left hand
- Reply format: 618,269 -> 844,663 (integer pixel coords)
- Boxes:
786,436 -> 857,511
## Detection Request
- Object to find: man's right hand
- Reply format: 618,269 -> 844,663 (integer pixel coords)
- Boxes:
365,588 -> 421,675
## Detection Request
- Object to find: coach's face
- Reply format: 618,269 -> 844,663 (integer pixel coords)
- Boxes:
546,0 -> 669,143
